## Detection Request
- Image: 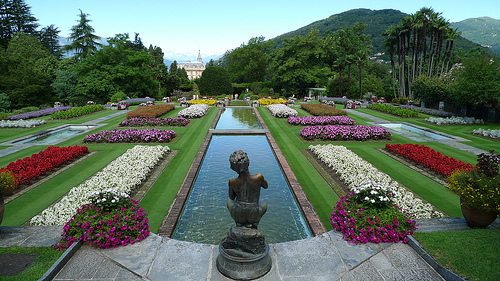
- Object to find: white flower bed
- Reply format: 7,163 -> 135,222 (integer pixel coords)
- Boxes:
309,144 -> 443,218
425,116 -> 484,125
31,145 -> 170,226
178,104 -> 209,118
472,128 -> 500,139
268,104 -> 298,118
0,119 -> 46,128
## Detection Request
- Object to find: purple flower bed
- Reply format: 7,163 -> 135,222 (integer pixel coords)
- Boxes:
8,106 -> 72,120
119,117 -> 189,127
399,105 -> 454,117
288,116 -> 356,126
300,125 -> 391,141
84,129 -> 176,143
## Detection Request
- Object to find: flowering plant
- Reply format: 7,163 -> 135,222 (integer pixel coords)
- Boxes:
54,192 -> 150,250
301,103 -> 347,116
300,125 -> 391,141
447,150 -> 500,214
84,129 -> 176,143
331,190 -> 417,244
89,189 -> 131,213
126,104 -> 175,119
178,104 -> 209,118
0,170 -> 17,196
267,104 -> 298,118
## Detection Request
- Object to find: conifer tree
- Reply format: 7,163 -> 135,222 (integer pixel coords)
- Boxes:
63,9 -> 101,61
0,0 -> 39,48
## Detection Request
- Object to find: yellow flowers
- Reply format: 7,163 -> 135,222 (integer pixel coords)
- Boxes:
188,99 -> 216,106
258,99 -> 286,106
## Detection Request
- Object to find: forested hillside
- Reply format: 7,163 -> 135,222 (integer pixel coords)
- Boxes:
453,17 -> 500,55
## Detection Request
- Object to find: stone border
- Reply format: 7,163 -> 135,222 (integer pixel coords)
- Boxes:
407,236 -> 466,281
38,240 -> 82,281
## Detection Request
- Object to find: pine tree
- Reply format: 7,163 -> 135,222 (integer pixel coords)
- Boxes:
39,24 -> 62,59
0,0 -> 39,48
63,9 -> 101,61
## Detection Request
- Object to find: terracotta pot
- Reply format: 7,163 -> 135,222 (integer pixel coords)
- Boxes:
460,198 -> 498,228
0,195 -> 4,226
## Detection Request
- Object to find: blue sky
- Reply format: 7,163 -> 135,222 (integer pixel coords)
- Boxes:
25,0 -> 499,59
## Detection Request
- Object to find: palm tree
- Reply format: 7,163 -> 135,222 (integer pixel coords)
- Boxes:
441,28 -> 461,74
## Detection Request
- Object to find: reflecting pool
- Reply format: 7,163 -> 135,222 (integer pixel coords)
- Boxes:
378,123 -> 452,141
215,107 -> 263,130
172,135 -> 312,244
16,125 -> 97,144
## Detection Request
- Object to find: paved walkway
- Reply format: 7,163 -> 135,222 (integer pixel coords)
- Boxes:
1,218 -> 498,280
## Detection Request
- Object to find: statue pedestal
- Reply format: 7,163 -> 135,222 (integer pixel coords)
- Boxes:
216,227 -> 272,280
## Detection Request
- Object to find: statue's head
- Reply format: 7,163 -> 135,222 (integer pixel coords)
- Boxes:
229,150 -> 249,174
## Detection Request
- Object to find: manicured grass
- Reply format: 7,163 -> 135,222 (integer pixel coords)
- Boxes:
0,246 -> 63,281
413,229 -> 500,281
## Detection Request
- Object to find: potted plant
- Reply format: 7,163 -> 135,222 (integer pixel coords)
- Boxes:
447,150 -> 500,227
0,169 -> 18,225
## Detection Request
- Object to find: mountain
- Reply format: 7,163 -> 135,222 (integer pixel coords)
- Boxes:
453,17 -> 500,55
270,8 -> 496,59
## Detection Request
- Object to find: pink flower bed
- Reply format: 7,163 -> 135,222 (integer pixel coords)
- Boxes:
300,125 -> 391,141
288,116 -> 355,126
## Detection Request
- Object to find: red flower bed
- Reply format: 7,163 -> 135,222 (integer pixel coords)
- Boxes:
126,104 -> 175,119
301,103 -> 348,116
0,145 -> 89,187
385,143 -> 473,177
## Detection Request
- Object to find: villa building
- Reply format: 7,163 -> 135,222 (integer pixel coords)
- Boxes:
178,50 -> 205,80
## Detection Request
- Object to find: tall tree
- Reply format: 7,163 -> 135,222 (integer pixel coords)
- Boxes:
169,60 -> 178,74
198,66 -> 232,96
0,32 -> 57,108
38,24 -> 62,59
224,36 -> 274,83
63,9 -> 101,61
0,0 -> 39,48
270,29 -> 330,97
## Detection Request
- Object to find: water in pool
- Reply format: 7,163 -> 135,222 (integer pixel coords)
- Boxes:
215,107 -> 263,130
172,135 -> 312,244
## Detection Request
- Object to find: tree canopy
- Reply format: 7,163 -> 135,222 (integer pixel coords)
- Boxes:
198,66 -> 232,96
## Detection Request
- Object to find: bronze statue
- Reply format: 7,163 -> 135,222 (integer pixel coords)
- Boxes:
227,150 -> 268,229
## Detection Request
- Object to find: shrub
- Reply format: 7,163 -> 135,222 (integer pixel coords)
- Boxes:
367,103 -> 420,117
51,105 -> 104,119
0,170 -> 17,196
110,91 -> 128,103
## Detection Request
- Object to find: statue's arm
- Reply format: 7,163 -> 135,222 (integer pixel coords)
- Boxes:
228,179 -> 236,200
257,174 -> 268,189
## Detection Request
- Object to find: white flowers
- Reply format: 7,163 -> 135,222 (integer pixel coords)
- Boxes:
30,145 -> 170,226
472,128 -> 500,139
268,104 -> 298,118
309,144 -> 443,218
178,104 -> 209,118
0,119 -> 46,128
425,116 -> 484,125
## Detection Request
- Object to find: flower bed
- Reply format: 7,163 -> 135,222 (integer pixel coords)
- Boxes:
367,103 -> 420,117
425,116 -> 484,125
300,125 -> 391,141
54,190 -> 150,250
51,104 -> 105,119
331,184 -> 417,244
399,105 -> 454,117
189,99 -> 216,106
119,117 -> 189,127
8,107 -> 72,120
309,144 -> 443,218
178,104 -> 209,118
268,104 -> 298,118
288,116 -> 355,126
0,119 -> 46,128
0,145 -> 89,188
31,145 -> 170,226
301,103 -> 348,116
385,143 -> 474,177
126,104 -> 175,119
472,128 -> 500,139
257,99 -> 286,106
84,129 -> 176,143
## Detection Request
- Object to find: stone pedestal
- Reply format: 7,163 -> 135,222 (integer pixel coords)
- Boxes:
216,227 -> 272,280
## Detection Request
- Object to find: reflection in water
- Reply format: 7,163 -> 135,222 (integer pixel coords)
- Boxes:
172,135 -> 312,244
215,107 -> 263,130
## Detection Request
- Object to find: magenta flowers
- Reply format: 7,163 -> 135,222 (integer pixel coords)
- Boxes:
84,129 -> 176,143
119,117 -> 189,127
288,116 -> 355,126
300,125 -> 391,141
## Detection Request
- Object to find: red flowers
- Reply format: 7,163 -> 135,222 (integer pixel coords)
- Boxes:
126,104 -> 175,119
385,143 -> 473,177
301,103 -> 348,116
0,145 -> 89,188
